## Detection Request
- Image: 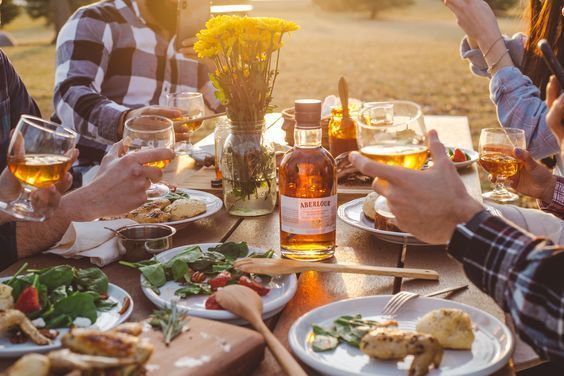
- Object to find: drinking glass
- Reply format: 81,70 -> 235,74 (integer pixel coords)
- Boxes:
1,115 -> 77,221
479,128 -> 526,203
123,115 -> 175,198
166,92 -> 205,155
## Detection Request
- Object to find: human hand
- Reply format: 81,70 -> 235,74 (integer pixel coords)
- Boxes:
546,75 -> 564,147
349,130 -> 483,244
508,148 -> 555,202
82,147 -> 175,218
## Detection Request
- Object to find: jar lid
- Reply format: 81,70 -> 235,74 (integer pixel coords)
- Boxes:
295,99 -> 321,128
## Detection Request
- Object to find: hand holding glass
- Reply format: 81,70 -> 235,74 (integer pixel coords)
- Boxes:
166,92 -> 205,155
1,115 -> 77,221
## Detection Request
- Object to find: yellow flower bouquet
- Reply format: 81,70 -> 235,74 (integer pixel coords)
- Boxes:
195,16 -> 299,216
195,16 -> 299,125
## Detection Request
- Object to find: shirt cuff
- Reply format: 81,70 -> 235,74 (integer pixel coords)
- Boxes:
94,102 -> 130,142
460,37 -> 489,76
539,176 -> 564,214
490,66 -> 535,99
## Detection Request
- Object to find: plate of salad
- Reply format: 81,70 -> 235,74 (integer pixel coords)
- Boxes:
0,263 -> 133,358
123,242 -> 298,324
446,146 -> 478,169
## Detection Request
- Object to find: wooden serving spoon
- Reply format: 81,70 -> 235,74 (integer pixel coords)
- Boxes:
234,258 -> 439,281
338,76 -> 355,128
215,285 -> 307,376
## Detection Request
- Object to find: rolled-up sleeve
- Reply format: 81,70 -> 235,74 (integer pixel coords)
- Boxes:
460,33 -> 526,77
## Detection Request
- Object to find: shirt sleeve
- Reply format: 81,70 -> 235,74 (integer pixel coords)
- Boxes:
538,176 -> 564,219
448,215 -> 564,365
0,222 -> 18,271
490,67 -> 560,159
53,9 -> 129,143
460,33 -> 526,77
4,53 -> 41,128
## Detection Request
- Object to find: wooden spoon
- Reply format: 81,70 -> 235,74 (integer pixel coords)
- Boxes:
338,76 -> 355,128
215,285 -> 307,376
234,258 -> 439,281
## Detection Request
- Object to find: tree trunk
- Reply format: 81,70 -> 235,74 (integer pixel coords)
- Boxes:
50,0 -> 73,44
370,6 -> 377,20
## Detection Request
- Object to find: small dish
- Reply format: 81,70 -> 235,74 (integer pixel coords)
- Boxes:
446,146 -> 479,169
116,224 -> 176,255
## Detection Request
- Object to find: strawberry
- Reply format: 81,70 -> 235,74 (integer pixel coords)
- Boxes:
238,276 -> 270,297
209,271 -> 232,291
452,148 -> 467,163
205,294 -> 224,310
15,286 -> 41,313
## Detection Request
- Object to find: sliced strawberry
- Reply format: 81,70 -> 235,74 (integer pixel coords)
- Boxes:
205,294 -> 224,310
15,286 -> 41,313
452,148 -> 467,163
238,276 -> 270,297
209,271 -> 232,291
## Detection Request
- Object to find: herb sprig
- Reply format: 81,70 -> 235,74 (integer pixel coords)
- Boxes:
148,302 -> 189,346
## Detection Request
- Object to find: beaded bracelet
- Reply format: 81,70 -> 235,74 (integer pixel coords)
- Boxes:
487,49 -> 509,76
482,36 -> 503,59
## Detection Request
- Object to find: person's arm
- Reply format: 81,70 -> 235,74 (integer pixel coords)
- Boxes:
449,213 -> 564,365
490,67 -> 560,159
2,51 -> 41,125
53,8 -> 129,142
460,33 -> 526,77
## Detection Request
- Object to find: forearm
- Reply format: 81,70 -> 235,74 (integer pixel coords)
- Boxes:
15,187 -> 99,258
448,214 -> 564,364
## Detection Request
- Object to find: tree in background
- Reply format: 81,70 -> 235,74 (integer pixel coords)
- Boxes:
485,0 -> 519,15
313,0 -> 415,19
0,0 -> 21,28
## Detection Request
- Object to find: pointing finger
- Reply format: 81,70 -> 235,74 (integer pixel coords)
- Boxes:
427,130 -> 449,165
349,152 -> 405,185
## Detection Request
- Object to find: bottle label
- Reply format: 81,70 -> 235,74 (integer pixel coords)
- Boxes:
280,195 -> 337,235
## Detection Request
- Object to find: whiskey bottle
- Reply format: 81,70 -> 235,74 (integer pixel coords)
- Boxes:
279,99 -> 337,261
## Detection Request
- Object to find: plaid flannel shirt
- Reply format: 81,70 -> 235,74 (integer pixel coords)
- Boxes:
0,50 -> 41,270
449,213 -> 564,365
539,176 -> 564,220
53,0 -> 220,156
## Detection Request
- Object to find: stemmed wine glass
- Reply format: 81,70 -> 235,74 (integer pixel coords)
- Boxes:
123,115 -> 175,198
0,115 -> 77,221
478,128 -> 526,203
356,101 -> 428,220
166,92 -> 205,155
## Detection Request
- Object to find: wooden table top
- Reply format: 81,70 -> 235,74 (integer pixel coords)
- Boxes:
0,114 -> 516,375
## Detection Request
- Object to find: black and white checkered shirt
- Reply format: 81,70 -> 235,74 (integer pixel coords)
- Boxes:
54,0 -> 220,156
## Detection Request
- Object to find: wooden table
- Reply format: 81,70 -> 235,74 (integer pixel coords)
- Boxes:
0,114 -> 516,375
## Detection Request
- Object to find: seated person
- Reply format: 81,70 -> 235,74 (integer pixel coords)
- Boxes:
349,84 -> 564,365
53,0 -> 221,164
0,48 -> 174,270
444,0 -> 563,164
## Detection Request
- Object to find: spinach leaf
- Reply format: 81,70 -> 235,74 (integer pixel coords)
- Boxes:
74,267 -> 109,294
7,275 -> 34,301
174,282 -> 212,298
50,286 -> 68,304
50,292 -> 97,324
170,260 -> 189,282
45,313 -> 73,329
139,263 -> 167,288
166,246 -> 203,267
189,258 -> 214,273
119,259 -> 159,269
96,299 -> 118,312
208,242 -> 248,260
38,265 -> 74,291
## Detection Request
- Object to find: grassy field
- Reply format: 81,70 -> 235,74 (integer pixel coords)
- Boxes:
1,0 -> 525,144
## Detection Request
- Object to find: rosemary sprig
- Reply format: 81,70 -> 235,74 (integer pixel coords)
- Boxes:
148,302 -> 189,346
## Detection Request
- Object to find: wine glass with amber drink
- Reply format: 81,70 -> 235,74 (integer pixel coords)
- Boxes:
1,115 -> 77,221
167,92 -> 205,155
123,115 -> 175,198
479,128 -> 525,203
357,101 -> 428,221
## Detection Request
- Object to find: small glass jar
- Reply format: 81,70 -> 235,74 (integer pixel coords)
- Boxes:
328,106 -> 359,157
214,117 -> 230,182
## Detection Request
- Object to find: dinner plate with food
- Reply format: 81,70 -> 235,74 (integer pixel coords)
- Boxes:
289,296 -> 514,376
105,188 -> 223,229
0,264 -> 133,358
123,242 -> 298,325
338,193 -> 429,245
424,147 -> 478,170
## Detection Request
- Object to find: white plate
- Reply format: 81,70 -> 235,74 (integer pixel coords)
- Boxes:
338,198 -> 429,246
158,189 -> 223,229
0,281 -> 133,358
447,147 -> 479,170
141,243 -> 298,325
289,296 -> 514,376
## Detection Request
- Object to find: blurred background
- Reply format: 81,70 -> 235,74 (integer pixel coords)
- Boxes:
0,0 -> 525,144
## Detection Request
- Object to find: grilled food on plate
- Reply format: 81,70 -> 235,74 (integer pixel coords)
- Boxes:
0,310 -> 50,345
0,353 -> 50,376
416,308 -> 475,350
360,327 -> 443,376
126,196 -> 207,223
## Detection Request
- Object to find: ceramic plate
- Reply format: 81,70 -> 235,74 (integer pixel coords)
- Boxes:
0,281 -> 133,358
159,189 -> 223,229
289,296 -> 514,376
141,243 -> 298,325
338,198 -> 428,246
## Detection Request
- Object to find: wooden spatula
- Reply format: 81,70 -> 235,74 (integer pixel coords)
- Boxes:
215,285 -> 307,376
338,76 -> 355,128
234,258 -> 439,280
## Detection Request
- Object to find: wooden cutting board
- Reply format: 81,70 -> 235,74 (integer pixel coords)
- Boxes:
141,316 -> 265,376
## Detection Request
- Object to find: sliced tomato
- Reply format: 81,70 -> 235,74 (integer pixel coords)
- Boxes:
15,286 -> 41,313
452,148 -> 467,163
205,294 -> 224,310
209,271 -> 232,291
238,276 -> 270,297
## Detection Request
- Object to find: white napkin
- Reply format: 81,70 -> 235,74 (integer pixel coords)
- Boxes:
46,219 -> 136,267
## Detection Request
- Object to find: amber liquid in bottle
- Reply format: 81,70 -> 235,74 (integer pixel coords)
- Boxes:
279,127 -> 337,261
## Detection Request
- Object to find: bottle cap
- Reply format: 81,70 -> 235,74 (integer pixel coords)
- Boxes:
294,99 -> 322,128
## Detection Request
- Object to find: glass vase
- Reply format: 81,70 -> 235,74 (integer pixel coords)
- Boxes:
221,119 -> 277,216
